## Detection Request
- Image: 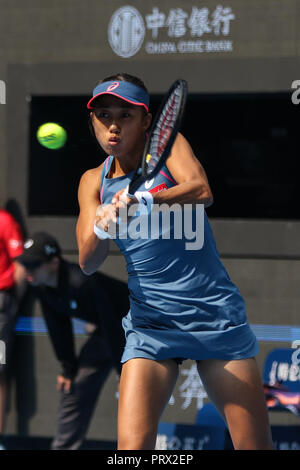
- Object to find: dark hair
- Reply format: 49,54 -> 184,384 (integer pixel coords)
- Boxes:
88,72 -> 149,145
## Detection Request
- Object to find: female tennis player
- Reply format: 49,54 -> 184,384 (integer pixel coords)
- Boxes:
76,73 -> 273,450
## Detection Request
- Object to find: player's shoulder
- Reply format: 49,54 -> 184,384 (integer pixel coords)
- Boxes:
175,132 -> 191,148
78,162 -> 105,191
80,163 -> 102,182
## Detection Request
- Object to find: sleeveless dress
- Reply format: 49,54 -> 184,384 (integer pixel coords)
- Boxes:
100,156 -> 258,364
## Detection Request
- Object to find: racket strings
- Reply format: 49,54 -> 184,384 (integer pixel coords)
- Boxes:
147,86 -> 181,171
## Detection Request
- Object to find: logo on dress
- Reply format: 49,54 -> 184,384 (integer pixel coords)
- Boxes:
144,178 -> 154,189
149,183 -> 168,194
108,6 -> 145,58
106,82 -> 120,91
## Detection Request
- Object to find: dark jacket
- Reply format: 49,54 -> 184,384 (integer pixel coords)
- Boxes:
34,259 -> 129,378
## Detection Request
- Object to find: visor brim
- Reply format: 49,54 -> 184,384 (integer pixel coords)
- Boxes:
87,92 -> 149,112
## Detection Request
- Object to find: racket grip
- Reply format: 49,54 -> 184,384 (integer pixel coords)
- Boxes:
119,186 -> 153,213
120,187 -> 131,201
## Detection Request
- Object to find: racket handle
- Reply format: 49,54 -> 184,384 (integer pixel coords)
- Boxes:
128,168 -> 142,196
119,185 -> 153,213
120,186 -> 132,200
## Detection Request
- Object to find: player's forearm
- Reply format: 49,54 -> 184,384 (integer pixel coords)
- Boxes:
152,180 -> 213,208
77,228 -> 109,275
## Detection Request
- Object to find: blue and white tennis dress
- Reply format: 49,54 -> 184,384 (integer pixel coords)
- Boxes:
100,156 -> 258,364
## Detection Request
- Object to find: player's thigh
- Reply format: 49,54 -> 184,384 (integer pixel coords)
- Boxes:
197,357 -> 273,449
118,358 -> 178,445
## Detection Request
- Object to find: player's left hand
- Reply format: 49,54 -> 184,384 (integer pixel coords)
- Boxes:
112,186 -> 138,220
112,186 -> 137,207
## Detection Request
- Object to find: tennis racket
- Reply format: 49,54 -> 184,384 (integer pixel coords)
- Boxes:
127,79 -> 188,197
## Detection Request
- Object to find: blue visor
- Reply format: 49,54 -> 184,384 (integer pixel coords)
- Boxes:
87,80 -> 150,112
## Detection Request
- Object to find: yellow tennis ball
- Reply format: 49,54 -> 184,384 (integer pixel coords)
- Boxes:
37,122 -> 67,150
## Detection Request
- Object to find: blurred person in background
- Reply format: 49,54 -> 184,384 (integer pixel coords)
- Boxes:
15,232 -> 128,450
0,207 -> 25,450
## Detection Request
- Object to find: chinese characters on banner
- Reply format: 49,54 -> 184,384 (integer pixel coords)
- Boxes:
108,5 -> 235,58
168,363 -> 207,410
115,363 -> 207,411
146,6 -> 234,39
268,348 -> 300,385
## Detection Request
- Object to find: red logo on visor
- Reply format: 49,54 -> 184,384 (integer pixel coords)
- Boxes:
106,81 -> 120,91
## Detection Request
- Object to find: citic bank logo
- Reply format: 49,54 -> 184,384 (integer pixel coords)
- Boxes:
108,5 -> 235,58
108,6 -> 145,58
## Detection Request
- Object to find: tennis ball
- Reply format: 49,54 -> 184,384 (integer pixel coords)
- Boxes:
36,122 -> 67,150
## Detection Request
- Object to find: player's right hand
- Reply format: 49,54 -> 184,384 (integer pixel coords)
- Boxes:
95,204 -> 117,233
